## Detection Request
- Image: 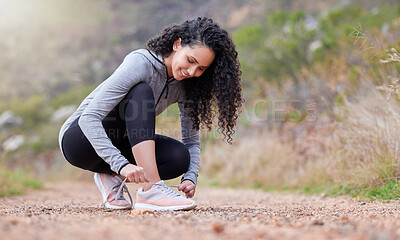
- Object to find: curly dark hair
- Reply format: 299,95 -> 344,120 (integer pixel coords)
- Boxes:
147,17 -> 243,143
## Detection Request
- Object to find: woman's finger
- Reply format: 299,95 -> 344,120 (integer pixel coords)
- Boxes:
138,170 -> 148,183
128,175 -> 135,183
137,175 -> 144,183
186,189 -> 195,198
184,184 -> 194,192
133,173 -> 140,183
139,174 -> 147,183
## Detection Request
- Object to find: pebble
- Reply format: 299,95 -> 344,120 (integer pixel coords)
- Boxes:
1,182 -> 400,239
212,221 -> 224,233
131,209 -> 154,215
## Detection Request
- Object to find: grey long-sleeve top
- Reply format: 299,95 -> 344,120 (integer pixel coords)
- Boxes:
58,49 -> 200,185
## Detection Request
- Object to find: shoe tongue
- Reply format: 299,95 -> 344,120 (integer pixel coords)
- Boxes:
150,180 -> 165,190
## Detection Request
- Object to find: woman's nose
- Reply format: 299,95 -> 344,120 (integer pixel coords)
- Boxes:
187,67 -> 195,76
188,66 -> 199,77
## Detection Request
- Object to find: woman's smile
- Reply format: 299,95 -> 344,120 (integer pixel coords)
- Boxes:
164,38 -> 215,80
180,69 -> 190,78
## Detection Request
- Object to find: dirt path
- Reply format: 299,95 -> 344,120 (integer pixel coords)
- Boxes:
1,181 -> 400,240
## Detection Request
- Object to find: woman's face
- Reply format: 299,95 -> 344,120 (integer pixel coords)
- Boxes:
167,39 -> 215,80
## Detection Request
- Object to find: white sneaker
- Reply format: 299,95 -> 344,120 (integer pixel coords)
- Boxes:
94,173 -> 133,210
134,180 -> 197,211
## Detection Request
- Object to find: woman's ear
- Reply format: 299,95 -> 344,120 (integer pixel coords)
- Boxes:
173,38 -> 182,51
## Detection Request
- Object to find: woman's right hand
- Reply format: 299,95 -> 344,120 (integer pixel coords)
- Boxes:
120,164 -> 150,183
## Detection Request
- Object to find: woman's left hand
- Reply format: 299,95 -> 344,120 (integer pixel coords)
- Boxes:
178,180 -> 196,198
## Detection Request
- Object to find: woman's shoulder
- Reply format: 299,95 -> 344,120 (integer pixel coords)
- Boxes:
123,49 -> 151,62
124,49 -> 155,60
123,49 -> 164,69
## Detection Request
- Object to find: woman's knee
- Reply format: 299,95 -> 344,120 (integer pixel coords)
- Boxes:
155,136 -> 191,179
125,82 -> 154,102
163,142 -> 190,173
122,83 -> 155,119
176,144 -> 190,171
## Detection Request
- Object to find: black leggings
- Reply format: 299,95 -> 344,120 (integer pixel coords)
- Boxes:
61,83 -> 190,180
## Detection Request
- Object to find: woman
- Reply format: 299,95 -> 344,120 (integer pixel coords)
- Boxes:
59,17 -> 242,211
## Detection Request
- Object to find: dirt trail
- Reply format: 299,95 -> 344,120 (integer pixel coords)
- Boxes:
1,181 -> 400,240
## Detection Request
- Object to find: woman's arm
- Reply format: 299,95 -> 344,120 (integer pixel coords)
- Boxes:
178,101 -> 201,186
79,52 -> 151,174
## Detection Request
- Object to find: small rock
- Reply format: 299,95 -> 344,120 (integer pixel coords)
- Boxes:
51,105 -> 76,122
131,209 -> 153,215
311,219 -> 324,226
212,221 -> 224,233
2,135 -> 24,151
340,215 -> 350,222
0,110 -> 23,131
41,206 -> 53,211
7,219 -> 19,225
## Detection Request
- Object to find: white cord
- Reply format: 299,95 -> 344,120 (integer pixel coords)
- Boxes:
149,182 -> 180,188
121,178 -> 180,188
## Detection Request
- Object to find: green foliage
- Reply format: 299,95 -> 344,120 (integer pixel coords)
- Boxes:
367,181 -> 400,200
0,166 -> 42,197
7,95 -> 49,130
234,5 -> 400,86
51,84 -> 96,109
287,110 -> 304,122
297,182 -> 400,201
233,25 -> 263,46
329,182 -> 400,201
301,185 -> 326,195
28,124 -> 61,154
210,180 -> 220,187
234,10 -> 316,83
251,182 -> 262,189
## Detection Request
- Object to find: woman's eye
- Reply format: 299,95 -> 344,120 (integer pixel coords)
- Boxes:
188,58 -> 194,63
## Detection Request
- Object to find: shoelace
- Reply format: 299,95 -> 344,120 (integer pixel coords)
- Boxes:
153,184 -> 181,198
149,182 -> 179,188
113,178 -> 133,206
115,179 -> 181,199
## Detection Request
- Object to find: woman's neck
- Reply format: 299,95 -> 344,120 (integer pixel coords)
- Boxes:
163,53 -> 174,78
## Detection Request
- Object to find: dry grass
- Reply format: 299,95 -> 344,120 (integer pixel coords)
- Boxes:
333,86 -> 400,188
199,34 -> 400,192
200,120 -> 336,189
200,79 -> 400,191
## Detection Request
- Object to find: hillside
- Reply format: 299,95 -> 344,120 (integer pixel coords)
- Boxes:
0,0 -> 392,100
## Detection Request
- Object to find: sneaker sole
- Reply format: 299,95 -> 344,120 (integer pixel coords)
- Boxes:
134,202 -> 197,211
93,173 -> 132,210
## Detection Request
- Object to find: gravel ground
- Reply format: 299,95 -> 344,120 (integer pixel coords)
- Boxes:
1,181 -> 400,240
